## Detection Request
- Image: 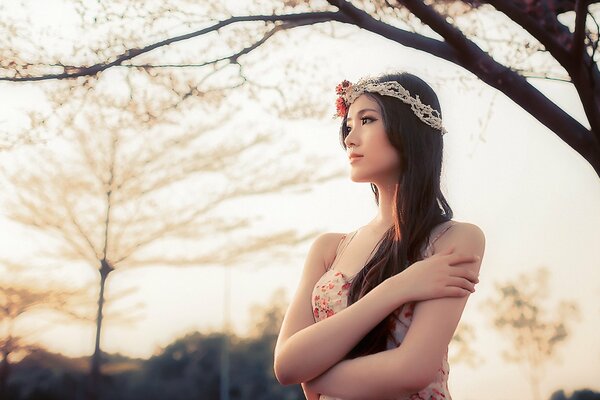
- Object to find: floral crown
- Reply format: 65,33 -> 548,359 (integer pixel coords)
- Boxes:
335,77 -> 447,135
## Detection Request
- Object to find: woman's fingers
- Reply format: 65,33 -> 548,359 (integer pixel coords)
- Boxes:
435,250 -> 481,297
448,266 -> 479,283
447,276 -> 476,293
444,286 -> 472,297
447,252 -> 480,266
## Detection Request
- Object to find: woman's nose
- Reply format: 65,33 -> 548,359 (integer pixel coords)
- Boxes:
345,130 -> 358,148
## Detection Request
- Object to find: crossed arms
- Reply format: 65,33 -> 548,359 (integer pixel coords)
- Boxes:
273,222 -> 485,399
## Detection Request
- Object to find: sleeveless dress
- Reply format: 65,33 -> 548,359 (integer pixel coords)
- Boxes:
311,220 -> 458,400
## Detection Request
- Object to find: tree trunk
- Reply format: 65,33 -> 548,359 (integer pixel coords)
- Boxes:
0,350 -> 9,400
530,371 -> 541,400
88,259 -> 113,400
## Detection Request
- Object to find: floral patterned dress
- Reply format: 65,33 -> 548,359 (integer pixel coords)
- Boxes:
311,221 -> 457,400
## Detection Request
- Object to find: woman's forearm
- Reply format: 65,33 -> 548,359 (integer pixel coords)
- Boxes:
274,278 -> 408,384
276,246 -> 479,385
304,350 -> 417,400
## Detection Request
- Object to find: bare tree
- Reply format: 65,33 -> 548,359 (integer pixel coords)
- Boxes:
0,260 -> 90,399
482,267 -> 580,400
1,1 -> 598,174
0,71 -> 341,397
449,322 -> 481,367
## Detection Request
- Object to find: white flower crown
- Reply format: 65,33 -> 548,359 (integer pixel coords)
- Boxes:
335,77 -> 447,135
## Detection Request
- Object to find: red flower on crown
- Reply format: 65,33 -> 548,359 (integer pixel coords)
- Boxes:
336,79 -> 351,95
334,79 -> 352,118
335,97 -> 347,118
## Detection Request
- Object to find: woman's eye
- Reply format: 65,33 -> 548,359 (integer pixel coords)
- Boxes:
345,117 -> 373,134
361,117 -> 373,124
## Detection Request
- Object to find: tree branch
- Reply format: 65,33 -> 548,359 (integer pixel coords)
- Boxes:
111,20 -> 297,70
491,0 -> 600,139
3,2 -> 599,173
572,0 -> 588,64
0,11 -> 350,82
397,0 -> 475,56
485,0 -> 571,66
337,0 -> 599,174
327,0 -> 458,61
61,192 -> 100,259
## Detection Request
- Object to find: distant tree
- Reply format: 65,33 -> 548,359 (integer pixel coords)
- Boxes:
236,288 -> 298,399
483,267 -> 580,400
448,322 -> 482,367
7,348 -> 90,400
5,294 -> 305,400
550,389 -> 600,400
0,76 -> 339,398
118,291 -> 304,400
247,288 -> 288,339
0,261 -> 89,400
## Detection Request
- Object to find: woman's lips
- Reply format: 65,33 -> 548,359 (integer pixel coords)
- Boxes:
349,155 -> 363,163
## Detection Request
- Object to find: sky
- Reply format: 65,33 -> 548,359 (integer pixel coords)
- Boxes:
1,3 -> 599,400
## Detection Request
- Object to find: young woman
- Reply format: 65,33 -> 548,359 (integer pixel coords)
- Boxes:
273,72 -> 485,400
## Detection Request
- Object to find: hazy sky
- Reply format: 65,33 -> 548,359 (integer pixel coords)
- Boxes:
1,3 -> 599,400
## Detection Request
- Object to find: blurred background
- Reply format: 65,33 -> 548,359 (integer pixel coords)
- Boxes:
0,1 -> 599,400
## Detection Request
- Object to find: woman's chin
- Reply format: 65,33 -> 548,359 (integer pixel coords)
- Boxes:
349,173 -> 370,183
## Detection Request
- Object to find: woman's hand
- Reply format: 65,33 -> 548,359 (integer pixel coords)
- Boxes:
389,246 -> 480,302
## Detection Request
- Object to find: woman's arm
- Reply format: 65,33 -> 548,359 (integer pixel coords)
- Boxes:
274,229 -> 480,385
305,223 -> 486,399
274,232 -> 411,384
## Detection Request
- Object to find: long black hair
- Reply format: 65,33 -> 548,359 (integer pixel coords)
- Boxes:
339,72 -> 453,358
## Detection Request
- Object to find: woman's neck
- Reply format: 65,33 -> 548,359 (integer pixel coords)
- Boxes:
370,182 -> 396,231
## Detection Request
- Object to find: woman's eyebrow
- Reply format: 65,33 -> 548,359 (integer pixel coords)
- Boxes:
347,108 -> 379,121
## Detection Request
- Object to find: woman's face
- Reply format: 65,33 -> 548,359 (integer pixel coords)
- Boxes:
344,94 -> 401,185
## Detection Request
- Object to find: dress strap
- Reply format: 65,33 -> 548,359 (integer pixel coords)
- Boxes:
424,220 -> 457,257
327,230 -> 359,271
335,234 -> 348,255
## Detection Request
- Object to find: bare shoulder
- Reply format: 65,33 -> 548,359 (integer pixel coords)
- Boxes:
309,232 -> 347,273
448,221 -> 485,241
433,221 -> 486,265
274,231 -> 347,358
